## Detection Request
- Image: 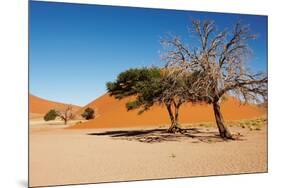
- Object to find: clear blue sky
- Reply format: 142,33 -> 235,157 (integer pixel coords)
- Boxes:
29,1 -> 267,106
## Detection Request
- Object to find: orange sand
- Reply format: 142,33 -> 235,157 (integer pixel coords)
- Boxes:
29,94 -> 81,115
70,93 -> 266,129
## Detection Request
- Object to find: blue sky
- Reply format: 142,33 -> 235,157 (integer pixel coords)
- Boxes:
29,1 -> 267,106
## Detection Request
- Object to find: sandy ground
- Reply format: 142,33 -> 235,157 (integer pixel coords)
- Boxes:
29,120 -> 267,187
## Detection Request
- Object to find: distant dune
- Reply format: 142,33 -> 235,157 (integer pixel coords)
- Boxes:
29,94 -> 81,117
30,112 -> 45,119
69,93 -> 266,129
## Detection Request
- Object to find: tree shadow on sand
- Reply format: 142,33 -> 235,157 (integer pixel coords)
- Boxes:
87,128 -> 245,143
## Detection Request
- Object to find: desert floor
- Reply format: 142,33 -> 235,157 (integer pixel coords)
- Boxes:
29,119 -> 267,187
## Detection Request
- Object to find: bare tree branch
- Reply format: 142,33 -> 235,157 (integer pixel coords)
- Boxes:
161,19 -> 267,139
55,105 -> 75,125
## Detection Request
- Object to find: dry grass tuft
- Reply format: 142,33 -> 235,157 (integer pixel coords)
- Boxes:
182,117 -> 267,131
225,117 -> 267,131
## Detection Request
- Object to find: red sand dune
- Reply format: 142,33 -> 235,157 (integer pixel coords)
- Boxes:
29,94 -> 81,116
70,93 -> 266,129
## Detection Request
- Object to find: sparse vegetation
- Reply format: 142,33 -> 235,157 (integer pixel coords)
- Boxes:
75,121 -> 83,125
43,106 -> 76,125
170,153 -> 176,158
183,117 -> 266,131
44,109 -> 58,121
235,117 -> 266,131
81,107 -> 95,120
55,105 -> 75,125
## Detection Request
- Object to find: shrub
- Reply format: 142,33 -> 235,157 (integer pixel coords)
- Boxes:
44,109 -> 58,121
81,107 -> 95,120
76,121 -> 82,125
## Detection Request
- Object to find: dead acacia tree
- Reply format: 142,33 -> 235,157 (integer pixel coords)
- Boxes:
162,19 -> 267,139
55,105 -> 75,125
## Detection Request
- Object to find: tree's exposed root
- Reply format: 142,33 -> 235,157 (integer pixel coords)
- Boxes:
167,126 -> 186,134
221,136 -> 234,140
219,132 -> 235,140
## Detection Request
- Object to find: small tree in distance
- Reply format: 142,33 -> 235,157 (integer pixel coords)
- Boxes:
55,105 -> 75,125
81,107 -> 95,120
44,109 -> 58,121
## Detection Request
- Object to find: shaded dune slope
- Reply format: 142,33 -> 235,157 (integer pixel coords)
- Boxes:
69,93 -> 266,129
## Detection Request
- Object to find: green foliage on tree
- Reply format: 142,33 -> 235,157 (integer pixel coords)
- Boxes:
81,107 -> 95,120
106,67 -> 194,133
44,109 -> 58,121
106,67 -> 162,100
107,67 -> 162,112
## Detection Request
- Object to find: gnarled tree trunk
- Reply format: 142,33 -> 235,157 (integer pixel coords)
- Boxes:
213,101 -> 232,139
166,102 -> 182,133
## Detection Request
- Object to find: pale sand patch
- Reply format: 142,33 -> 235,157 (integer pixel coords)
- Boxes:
29,122 -> 267,187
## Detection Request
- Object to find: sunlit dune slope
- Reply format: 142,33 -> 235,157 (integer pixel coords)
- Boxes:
29,94 -> 81,116
69,93 -> 266,129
